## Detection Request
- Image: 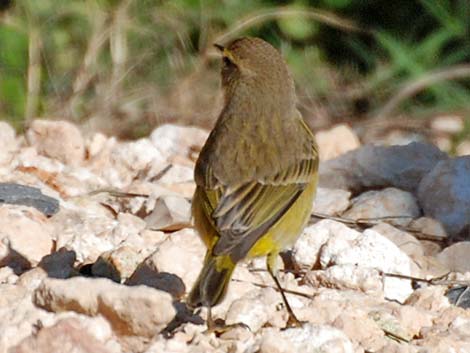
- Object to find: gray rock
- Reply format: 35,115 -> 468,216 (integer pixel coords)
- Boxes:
38,248 -> 77,279
319,142 -> 447,193
446,286 -> 470,309
0,183 -> 59,216
126,261 -> 186,300
342,187 -> 420,227
418,156 -> 470,239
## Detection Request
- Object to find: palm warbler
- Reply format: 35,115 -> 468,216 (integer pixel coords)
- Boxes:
187,37 -> 319,328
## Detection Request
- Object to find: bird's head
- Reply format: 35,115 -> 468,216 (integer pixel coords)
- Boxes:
214,37 -> 295,110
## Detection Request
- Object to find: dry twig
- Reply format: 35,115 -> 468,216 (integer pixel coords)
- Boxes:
311,212 -> 447,243
212,7 -> 369,47
374,64 -> 470,119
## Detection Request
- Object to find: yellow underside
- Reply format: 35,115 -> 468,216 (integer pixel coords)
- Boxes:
193,175 -> 318,264
247,177 -> 317,259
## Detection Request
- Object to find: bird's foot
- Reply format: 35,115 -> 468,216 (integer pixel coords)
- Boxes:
205,317 -> 250,335
284,314 -> 306,329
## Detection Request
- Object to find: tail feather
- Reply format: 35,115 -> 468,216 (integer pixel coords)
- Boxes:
187,254 -> 235,308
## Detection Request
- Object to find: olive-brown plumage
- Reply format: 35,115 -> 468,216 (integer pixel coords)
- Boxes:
188,37 -> 319,327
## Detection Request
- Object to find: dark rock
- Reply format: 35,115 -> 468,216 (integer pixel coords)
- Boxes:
126,261 -> 186,300
319,142 -> 447,194
447,286 -> 470,309
38,248 -> 77,279
418,156 -> 470,239
0,183 -> 59,216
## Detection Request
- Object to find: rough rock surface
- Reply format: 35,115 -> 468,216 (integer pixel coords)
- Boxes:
139,228 -> 205,290
91,246 -> 143,283
437,242 -> 470,273
314,187 -> 351,216
149,124 -> 208,161
33,277 -> 175,339
320,226 -> 416,302
38,248 -> 77,279
0,205 -> 53,272
0,183 -> 59,216
10,318 -> 116,353
315,124 -> 360,161
26,119 -> 85,166
371,222 -> 424,258
294,219 -> 358,269
319,142 -> 447,193
418,156 -> 470,239
342,187 -> 420,226
0,121 -> 466,353
0,121 -> 18,167
259,324 -> 354,353
144,195 -> 191,231
456,140 -> 470,156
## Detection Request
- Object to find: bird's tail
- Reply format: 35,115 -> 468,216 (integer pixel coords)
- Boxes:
187,252 -> 235,308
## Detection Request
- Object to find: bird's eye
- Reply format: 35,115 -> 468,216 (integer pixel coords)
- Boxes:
223,56 -> 233,67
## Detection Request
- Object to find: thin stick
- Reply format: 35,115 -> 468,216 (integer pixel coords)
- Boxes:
25,23 -> 41,124
311,212 -> 447,243
382,271 -> 470,287
212,7 -> 369,48
374,64 -> 470,119
149,164 -> 173,183
85,189 -> 149,198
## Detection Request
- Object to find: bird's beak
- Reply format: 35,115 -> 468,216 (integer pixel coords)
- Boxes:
213,43 -> 225,52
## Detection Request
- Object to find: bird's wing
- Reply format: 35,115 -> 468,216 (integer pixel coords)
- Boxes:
196,121 -> 318,260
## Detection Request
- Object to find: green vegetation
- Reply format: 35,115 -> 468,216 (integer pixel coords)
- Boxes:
0,0 -> 469,136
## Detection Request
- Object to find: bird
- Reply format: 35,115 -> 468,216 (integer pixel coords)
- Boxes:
187,37 -> 319,329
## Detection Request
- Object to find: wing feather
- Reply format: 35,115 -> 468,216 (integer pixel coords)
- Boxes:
195,117 -> 319,261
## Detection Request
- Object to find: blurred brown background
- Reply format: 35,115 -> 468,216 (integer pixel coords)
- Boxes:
0,0 -> 469,152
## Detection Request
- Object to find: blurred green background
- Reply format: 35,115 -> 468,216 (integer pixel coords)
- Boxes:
0,0 -> 469,140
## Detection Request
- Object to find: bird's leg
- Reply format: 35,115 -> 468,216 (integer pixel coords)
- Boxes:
205,306 -> 218,331
267,253 -> 303,328
280,250 -> 304,277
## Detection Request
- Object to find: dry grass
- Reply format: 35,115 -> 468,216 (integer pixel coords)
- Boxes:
0,1 -> 469,139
